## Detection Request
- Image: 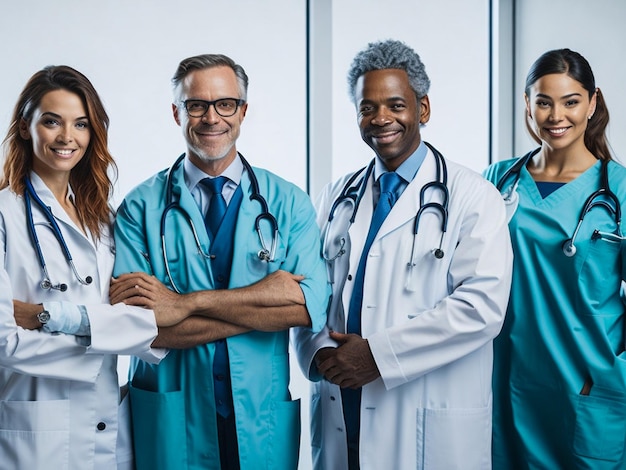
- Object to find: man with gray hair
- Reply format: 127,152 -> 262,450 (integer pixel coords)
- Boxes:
293,39 -> 513,469
111,53 -> 329,470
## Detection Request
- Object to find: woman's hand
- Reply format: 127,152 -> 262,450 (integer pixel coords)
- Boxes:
13,300 -> 43,330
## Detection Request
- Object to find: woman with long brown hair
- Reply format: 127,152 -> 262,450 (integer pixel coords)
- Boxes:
0,65 -> 166,469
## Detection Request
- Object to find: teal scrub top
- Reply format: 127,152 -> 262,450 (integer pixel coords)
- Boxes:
113,158 -> 330,470
485,158 -> 626,469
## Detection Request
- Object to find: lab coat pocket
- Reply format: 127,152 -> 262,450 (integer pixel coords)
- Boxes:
0,399 -> 70,469
420,406 -> 491,469
129,384 -> 188,470
573,393 -> 626,462
268,399 -> 300,470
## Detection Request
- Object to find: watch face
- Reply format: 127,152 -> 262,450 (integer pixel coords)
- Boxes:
38,310 -> 50,324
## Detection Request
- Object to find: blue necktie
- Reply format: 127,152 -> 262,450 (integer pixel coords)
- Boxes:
346,171 -> 403,335
201,176 -> 228,237
342,171 -> 403,467
201,176 -> 233,418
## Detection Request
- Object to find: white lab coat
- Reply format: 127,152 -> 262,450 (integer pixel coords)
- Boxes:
293,149 -> 513,469
0,173 -> 165,470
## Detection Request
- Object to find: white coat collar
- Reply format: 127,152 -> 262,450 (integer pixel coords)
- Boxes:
28,171 -> 94,245
350,147 -> 439,247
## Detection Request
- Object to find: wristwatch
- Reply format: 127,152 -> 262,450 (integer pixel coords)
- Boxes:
37,309 -> 51,325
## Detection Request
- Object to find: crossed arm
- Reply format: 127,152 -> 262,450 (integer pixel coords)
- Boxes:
109,270 -> 311,349
13,269 -> 310,350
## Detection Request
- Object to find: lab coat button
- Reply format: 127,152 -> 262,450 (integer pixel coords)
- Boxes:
347,274 -> 352,281
330,396 -> 336,401
336,427 -> 343,432
97,422 -> 106,431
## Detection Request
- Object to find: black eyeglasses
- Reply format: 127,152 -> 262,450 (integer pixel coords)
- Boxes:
180,98 -> 245,118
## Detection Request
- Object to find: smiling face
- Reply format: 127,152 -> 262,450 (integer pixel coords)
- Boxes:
355,69 -> 430,171
525,72 -> 596,155
173,66 -> 247,174
19,89 -> 90,183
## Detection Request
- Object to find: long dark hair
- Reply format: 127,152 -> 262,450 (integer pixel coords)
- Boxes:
525,48 -> 611,161
1,65 -> 117,239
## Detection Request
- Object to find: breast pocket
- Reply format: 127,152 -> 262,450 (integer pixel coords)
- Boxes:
0,399 -> 70,469
245,231 -> 286,278
577,233 -> 622,314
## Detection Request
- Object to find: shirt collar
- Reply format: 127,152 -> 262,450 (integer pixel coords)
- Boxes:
184,153 -> 243,193
374,140 -> 427,183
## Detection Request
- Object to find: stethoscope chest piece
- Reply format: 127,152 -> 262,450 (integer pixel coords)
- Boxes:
258,249 -> 271,262
41,279 -> 67,292
562,239 -> 576,257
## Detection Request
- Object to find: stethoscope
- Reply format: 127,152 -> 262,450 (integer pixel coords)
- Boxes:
322,142 -> 449,289
161,153 -> 278,293
496,148 -> 622,257
24,177 -> 93,292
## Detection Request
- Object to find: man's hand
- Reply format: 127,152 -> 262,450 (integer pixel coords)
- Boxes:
13,300 -> 42,330
109,273 -> 189,327
245,270 -> 306,307
314,347 -> 337,368
110,269 -> 309,332
316,331 -> 380,389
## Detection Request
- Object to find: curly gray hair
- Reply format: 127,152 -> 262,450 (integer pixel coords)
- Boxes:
347,39 -> 430,104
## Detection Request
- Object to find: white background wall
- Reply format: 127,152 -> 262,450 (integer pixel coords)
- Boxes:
328,0 -> 491,182
0,0 -> 309,205
1,1 -> 624,469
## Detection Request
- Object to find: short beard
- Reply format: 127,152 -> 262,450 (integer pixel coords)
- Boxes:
189,143 -> 234,163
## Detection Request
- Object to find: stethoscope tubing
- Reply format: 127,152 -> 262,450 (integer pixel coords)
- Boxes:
24,176 -> 93,290
496,149 -> 622,256
25,178 -> 74,263
323,142 -> 449,262
161,153 -> 278,293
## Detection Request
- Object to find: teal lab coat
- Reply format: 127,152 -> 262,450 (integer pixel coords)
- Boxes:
485,158 -> 626,469
113,157 -> 329,470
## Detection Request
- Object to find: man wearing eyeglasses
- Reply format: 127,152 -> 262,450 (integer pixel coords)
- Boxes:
110,54 -> 329,470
